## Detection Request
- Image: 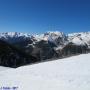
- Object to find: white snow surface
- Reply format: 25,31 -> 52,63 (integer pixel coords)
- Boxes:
0,66 -> 10,71
0,53 -> 90,90
71,37 -> 86,45
68,32 -> 90,46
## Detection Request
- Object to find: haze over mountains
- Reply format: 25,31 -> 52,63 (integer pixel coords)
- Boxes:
0,31 -> 90,67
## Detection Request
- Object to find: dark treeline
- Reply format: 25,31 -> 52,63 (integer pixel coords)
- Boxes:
0,40 -> 90,68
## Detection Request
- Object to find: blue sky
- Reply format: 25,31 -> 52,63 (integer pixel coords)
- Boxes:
0,0 -> 90,34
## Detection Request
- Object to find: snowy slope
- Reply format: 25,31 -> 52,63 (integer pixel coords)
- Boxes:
68,32 -> 90,47
70,37 -> 86,45
33,31 -> 67,46
0,53 -> 90,90
0,66 -> 10,71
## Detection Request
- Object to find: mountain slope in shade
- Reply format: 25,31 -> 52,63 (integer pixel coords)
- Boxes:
0,31 -> 90,68
0,53 -> 90,90
0,40 -> 38,68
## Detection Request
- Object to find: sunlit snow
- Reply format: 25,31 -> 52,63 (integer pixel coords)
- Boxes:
0,53 -> 90,90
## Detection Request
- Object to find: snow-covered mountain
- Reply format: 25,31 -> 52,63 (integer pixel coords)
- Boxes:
0,32 -> 31,43
0,32 -> 90,90
0,53 -> 90,90
0,31 -> 90,47
68,32 -> 90,48
0,31 -> 90,68
0,32 -> 31,38
33,31 -> 67,45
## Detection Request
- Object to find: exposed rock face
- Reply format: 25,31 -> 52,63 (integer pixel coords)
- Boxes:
25,40 -> 57,60
61,42 -> 88,56
0,40 -> 38,68
0,31 -> 90,68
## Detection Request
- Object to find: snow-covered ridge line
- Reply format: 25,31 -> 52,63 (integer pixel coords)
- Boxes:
0,32 -> 31,38
0,31 -> 90,46
68,31 -> 90,47
68,31 -> 90,36
0,31 -> 90,37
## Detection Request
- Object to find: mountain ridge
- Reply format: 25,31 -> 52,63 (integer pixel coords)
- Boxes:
0,31 -> 90,47
0,31 -> 90,67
